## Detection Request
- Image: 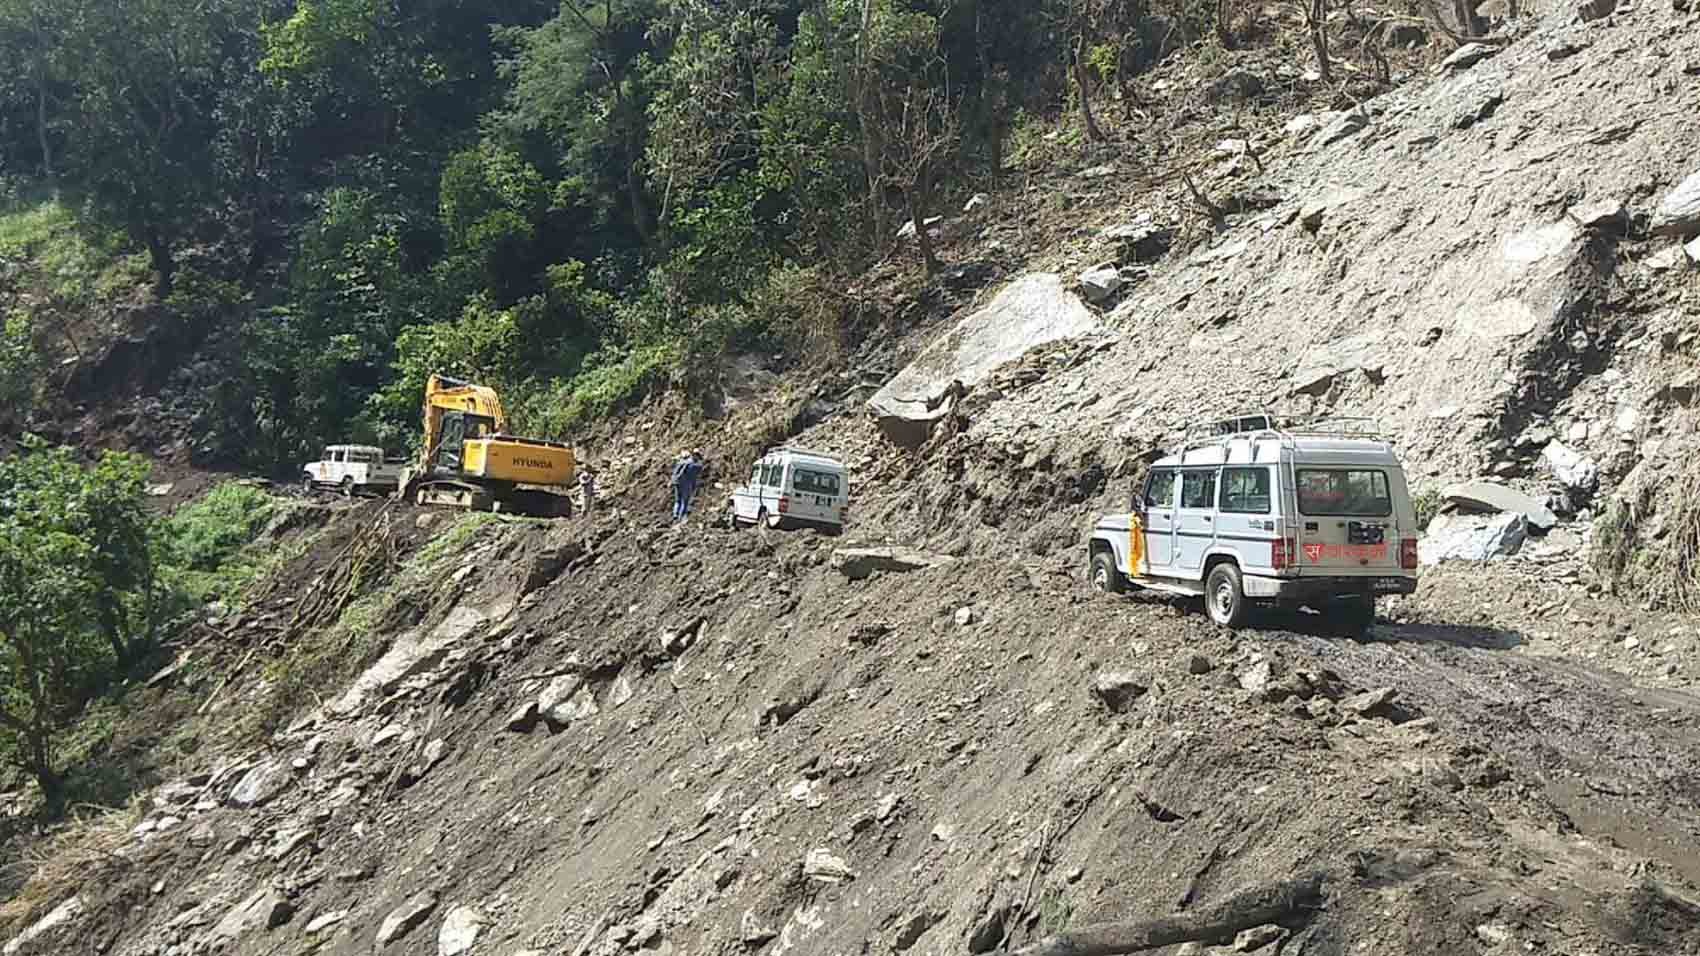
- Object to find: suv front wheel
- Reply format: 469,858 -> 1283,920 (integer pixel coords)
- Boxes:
1090,550 -> 1125,594
1205,562 -> 1249,628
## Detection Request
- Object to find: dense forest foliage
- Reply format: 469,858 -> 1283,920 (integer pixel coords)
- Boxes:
0,0 -> 1209,470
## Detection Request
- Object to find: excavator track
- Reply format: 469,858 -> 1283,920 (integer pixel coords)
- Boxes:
408,479 -> 572,518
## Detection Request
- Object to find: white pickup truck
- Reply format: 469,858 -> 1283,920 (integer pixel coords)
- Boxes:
301,445 -> 405,497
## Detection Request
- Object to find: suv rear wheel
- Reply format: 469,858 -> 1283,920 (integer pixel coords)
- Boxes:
1090,550 -> 1125,594
1205,562 -> 1248,628
1340,593 -> 1376,635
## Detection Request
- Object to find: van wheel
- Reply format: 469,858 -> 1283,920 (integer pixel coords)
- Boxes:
1090,551 -> 1125,594
760,510 -> 783,530
340,476 -> 355,498
301,475 -> 314,496
1205,563 -> 1248,628
725,502 -> 743,529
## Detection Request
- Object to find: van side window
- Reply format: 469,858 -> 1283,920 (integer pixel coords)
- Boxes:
750,464 -> 763,485
763,463 -> 782,487
1144,469 -> 1177,508
1220,467 -> 1271,514
1180,469 -> 1218,509
793,469 -> 840,496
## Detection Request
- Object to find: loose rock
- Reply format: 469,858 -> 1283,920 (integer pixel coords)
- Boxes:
1420,511 -> 1527,564
802,848 -> 856,883
1441,42 -> 1498,71
227,760 -> 290,809
211,888 -> 294,941
1091,670 -> 1148,714
377,891 -> 438,946
830,547 -> 956,581
1078,263 -> 1123,304
1235,924 -> 1287,951
741,910 -> 778,946
437,905 -> 489,956
1186,654 -> 1215,675
506,701 -> 540,733
1441,480 -> 1557,530
1652,169 -> 1700,238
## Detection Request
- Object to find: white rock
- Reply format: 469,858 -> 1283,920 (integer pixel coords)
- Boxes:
227,761 -> 290,809
1652,169 -> 1700,237
954,607 -> 975,627
305,910 -> 349,934
1541,440 -> 1599,491
1566,421 -> 1589,443
1077,263 -> 1123,304
377,892 -> 438,945
802,848 -> 856,882
1284,114 -> 1320,137
895,216 -> 944,240
437,905 -> 489,956
1615,405 -> 1640,435
963,193 -> 989,214
1441,42 -> 1498,71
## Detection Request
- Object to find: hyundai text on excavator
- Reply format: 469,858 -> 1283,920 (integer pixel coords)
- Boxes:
396,374 -> 576,517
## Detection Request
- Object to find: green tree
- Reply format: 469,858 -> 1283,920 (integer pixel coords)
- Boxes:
0,438 -> 157,807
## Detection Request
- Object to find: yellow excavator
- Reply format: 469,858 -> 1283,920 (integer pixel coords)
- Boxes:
396,374 -> 576,517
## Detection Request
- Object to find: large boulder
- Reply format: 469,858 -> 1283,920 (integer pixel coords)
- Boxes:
1441,480 -> 1558,530
1420,511 -> 1528,564
868,274 -> 1099,446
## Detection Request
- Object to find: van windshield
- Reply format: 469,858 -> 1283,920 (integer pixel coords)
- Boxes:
1296,469 -> 1392,516
792,468 -> 841,497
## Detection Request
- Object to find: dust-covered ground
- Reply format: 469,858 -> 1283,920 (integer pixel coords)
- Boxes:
4,500 -> 1696,956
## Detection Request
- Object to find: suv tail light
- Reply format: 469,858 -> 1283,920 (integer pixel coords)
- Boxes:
1272,537 -> 1296,570
777,497 -> 790,514
1400,537 -> 1418,570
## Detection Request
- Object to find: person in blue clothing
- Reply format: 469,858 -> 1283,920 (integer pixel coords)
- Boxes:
670,450 -> 705,521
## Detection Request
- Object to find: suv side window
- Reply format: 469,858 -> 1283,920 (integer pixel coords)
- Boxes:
762,462 -> 781,487
1180,469 -> 1218,509
750,463 -> 763,485
1220,467 -> 1271,513
1144,469 -> 1177,508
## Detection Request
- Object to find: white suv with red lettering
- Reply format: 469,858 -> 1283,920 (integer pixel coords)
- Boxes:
1088,413 -> 1418,632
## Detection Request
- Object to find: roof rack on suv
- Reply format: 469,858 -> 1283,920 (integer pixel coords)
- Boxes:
1171,410 -> 1387,460
776,445 -> 841,460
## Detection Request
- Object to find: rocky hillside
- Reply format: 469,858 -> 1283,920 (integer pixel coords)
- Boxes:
3,3 -> 1700,956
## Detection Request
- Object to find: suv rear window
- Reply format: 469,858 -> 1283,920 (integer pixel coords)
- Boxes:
793,468 -> 841,497
1296,469 -> 1391,516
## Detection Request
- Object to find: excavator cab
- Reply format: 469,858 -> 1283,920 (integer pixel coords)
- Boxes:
432,411 -> 497,473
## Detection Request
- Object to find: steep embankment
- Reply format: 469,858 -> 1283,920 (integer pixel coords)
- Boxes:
5,4 -> 1700,956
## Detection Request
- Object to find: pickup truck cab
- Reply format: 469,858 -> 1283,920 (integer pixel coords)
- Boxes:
1088,413 -> 1418,632
302,445 -> 404,497
726,447 -> 848,533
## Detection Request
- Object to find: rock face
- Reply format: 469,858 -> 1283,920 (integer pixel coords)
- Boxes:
867,274 -> 1099,445
1442,480 -> 1558,530
1652,169 -> 1700,237
1420,511 -> 1528,564
830,547 -> 956,581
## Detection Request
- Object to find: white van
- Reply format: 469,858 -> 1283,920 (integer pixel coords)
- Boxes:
726,447 -> 848,533
302,445 -> 404,496
1087,413 -> 1418,631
